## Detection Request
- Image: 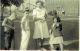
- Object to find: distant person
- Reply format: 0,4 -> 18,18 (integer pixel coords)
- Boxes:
49,10 -> 63,51
32,0 -> 49,50
20,7 -> 30,50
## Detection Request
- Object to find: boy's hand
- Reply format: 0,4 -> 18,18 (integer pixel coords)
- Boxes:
49,30 -> 51,35
13,27 -> 15,29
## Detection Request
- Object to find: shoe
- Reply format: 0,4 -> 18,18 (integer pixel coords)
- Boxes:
4,47 -> 8,50
41,48 -> 47,51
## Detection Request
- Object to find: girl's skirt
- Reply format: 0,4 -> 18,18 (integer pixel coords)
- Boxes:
49,33 -> 63,44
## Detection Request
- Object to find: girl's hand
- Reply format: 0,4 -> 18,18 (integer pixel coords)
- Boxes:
56,23 -> 59,27
49,30 -> 52,35
49,30 -> 51,34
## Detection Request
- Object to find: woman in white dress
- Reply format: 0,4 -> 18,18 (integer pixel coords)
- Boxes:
49,10 -> 63,51
20,8 -> 30,50
32,0 -> 49,49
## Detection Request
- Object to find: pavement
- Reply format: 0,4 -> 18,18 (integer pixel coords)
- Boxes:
0,15 -> 79,50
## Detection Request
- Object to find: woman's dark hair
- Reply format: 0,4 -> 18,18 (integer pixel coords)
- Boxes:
51,10 -> 62,31
56,17 -> 62,31
57,16 -> 61,22
36,0 -> 44,6
51,10 -> 60,22
48,10 -> 57,16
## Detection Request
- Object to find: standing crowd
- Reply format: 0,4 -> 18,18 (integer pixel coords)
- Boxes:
2,0 -> 64,51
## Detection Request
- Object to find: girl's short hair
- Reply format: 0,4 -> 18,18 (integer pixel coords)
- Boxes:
36,0 -> 44,6
53,16 -> 61,23
57,17 -> 61,22
53,10 -> 57,15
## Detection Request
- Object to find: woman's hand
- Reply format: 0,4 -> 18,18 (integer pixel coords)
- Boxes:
34,18 -> 45,22
40,20 -> 45,23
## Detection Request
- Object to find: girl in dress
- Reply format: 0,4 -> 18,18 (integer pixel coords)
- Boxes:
20,8 -> 30,50
32,0 -> 49,49
49,10 -> 63,51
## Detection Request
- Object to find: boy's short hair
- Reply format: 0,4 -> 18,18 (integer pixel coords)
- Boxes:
52,10 -> 57,15
25,7 -> 30,12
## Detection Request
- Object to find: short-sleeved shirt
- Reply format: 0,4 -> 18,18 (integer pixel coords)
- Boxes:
3,18 -> 14,32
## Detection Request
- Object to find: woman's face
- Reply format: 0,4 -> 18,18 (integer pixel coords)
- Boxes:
36,2 -> 42,8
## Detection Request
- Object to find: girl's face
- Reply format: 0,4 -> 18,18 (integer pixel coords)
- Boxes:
36,2 -> 42,8
54,18 -> 59,26
54,18 -> 57,23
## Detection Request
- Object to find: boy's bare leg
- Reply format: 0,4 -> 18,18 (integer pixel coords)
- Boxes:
50,44 -> 56,51
20,31 -> 30,50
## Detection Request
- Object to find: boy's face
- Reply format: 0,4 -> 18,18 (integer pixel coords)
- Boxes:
25,11 -> 29,14
36,2 -> 42,8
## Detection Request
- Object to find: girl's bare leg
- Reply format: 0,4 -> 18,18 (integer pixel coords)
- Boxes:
59,43 -> 63,51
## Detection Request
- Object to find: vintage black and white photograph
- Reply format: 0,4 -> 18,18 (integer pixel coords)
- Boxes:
0,0 -> 79,51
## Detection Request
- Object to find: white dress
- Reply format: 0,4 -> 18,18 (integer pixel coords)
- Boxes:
20,14 -> 30,50
33,8 -> 49,39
